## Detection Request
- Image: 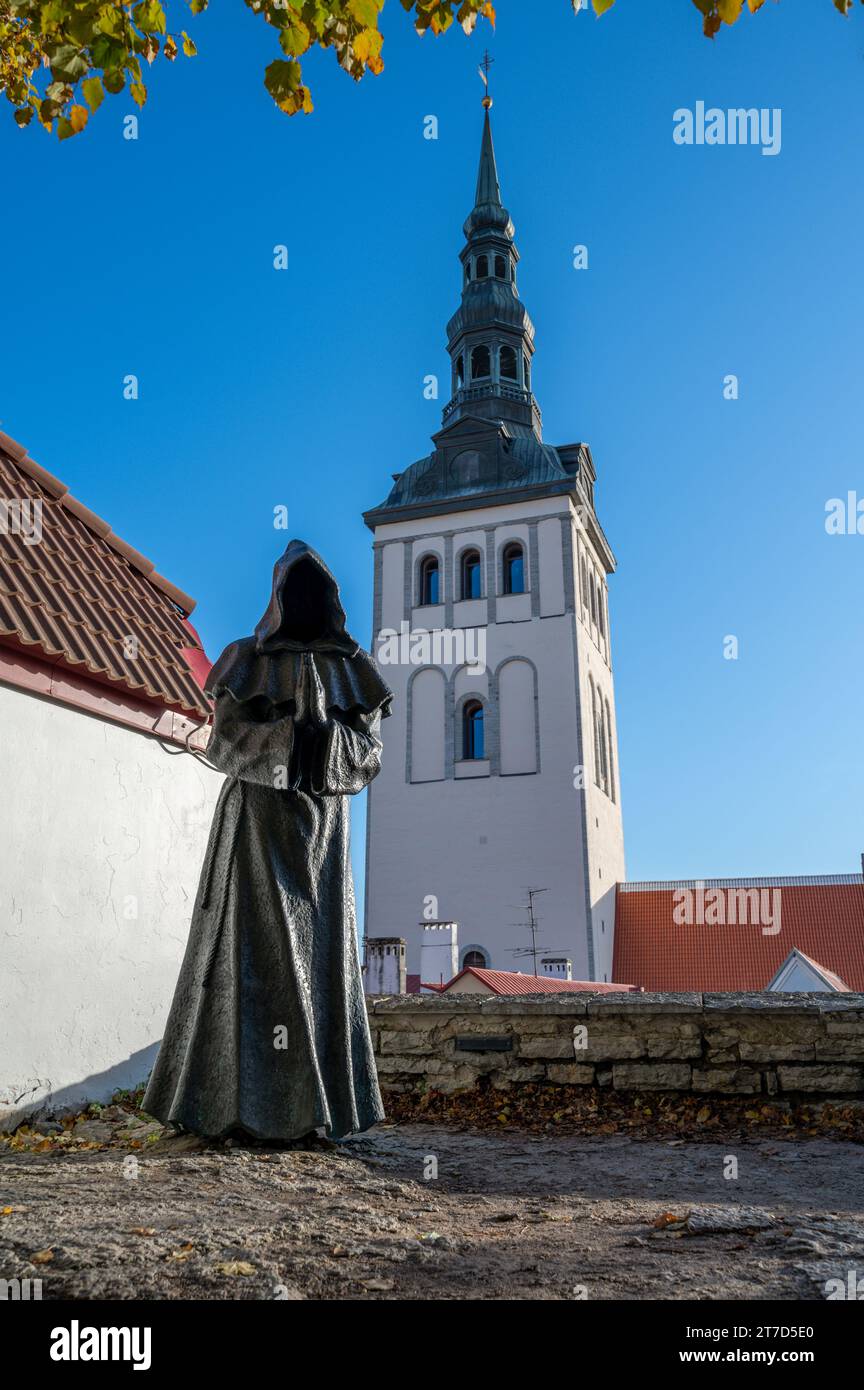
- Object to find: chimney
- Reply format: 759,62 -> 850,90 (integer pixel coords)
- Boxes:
420,921 -> 459,991
540,956 -> 572,981
363,937 -> 407,996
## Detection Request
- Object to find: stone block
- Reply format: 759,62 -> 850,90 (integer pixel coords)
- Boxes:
777,1065 -> 864,1094
611,1063 -> 692,1090
519,1036 -> 580,1059
374,1055 -> 432,1075
691,1067 -> 761,1094
378,1031 -> 437,1055
738,1043 -> 816,1063
814,1040 -> 864,1063
545,1064 -> 595,1085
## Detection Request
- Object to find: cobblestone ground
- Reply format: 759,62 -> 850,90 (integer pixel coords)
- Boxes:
2,1113 -> 863,1300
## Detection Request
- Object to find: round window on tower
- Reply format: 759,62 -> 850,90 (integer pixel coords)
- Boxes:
450,450 -> 483,486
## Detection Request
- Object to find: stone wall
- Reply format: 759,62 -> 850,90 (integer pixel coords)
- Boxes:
368,992 -> 864,1099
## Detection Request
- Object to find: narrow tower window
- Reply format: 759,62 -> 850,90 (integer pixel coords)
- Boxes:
463,700 -> 485,760
419,555 -> 440,606
499,345 -> 518,381
605,698 -> 616,803
494,254 -> 507,280
523,353 -> 531,390
476,254 -> 489,279
464,261 -> 472,283
460,549 -> 482,600
455,354 -> 464,389
470,344 -> 491,380
502,541 -> 525,595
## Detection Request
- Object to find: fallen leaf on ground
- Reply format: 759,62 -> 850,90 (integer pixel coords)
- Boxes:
214,1260 -> 256,1276
653,1212 -> 686,1230
32,1248 -> 54,1263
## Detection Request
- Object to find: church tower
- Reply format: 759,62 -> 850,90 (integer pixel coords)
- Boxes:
363,97 -> 624,983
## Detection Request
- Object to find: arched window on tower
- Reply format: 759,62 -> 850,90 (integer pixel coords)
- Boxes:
499,345 -> 518,381
589,679 -> 602,790
463,948 -> 488,968
597,581 -> 606,638
419,555 -> 440,607
580,556 -> 589,614
502,541 -> 525,595
462,700 -> 485,760
598,700 -> 610,792
455,354 -> 464,390
523,353 -> 531,390
470,344 -> 491,381
460,549 -> 482,600
605,698 -> 616,803
494,254 -> 507,280
476,254 -> 489,279
589,574 -> 598,626
464,260 -> 472,283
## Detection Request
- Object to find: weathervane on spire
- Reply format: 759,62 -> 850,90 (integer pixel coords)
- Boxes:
478,49 -> 494,109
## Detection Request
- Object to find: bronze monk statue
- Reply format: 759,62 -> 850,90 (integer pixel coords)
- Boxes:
143,540 -> 392,1142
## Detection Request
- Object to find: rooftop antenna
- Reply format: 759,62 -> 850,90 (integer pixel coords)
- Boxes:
478,49 -> 494,109
506,888 -> 552,977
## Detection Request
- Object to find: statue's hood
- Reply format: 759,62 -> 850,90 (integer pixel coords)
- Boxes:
254,539 -> 357,655
204,540 -> 392,718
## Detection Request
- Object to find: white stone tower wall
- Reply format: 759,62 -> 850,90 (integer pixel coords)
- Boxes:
365,496 -> 624,980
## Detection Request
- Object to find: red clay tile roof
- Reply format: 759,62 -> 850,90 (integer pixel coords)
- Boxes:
441,967 -> 637,995
0,430 -> 210,718
613,877 -> 864,992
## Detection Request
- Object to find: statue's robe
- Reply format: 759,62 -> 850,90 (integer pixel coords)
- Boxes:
143,541 -> 392,1141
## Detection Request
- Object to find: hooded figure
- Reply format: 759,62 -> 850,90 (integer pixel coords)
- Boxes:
143,541 -> 392,1142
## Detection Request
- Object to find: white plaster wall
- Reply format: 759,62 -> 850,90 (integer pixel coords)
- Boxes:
0,684 -> 223,1127
410,668 -> 445,782
380,541 -> 403,630
499,658 -> 537,775
570,514 -> 626,984
538,516 -> 566,617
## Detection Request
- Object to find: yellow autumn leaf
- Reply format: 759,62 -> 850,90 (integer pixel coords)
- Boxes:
167,1243 -> 194,1261
32,1248 -> 54,1263
353,27 -> 383,65
214,1259 -> 256,1276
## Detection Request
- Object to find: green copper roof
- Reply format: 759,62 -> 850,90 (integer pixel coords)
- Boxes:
474,108 -> 501,207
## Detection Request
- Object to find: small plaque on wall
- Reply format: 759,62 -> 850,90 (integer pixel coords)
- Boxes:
455,1035 -> 514,1053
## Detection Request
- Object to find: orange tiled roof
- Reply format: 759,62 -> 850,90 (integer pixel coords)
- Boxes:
613,877 -> 864,992
440,967 -> 638,995
0,430 -> 210,718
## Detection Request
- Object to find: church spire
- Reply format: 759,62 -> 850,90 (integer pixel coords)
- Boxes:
474,106 -> 501,209
441,82 -> 541,438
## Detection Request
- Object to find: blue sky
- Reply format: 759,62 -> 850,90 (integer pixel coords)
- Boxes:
2,0 -> 863,906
